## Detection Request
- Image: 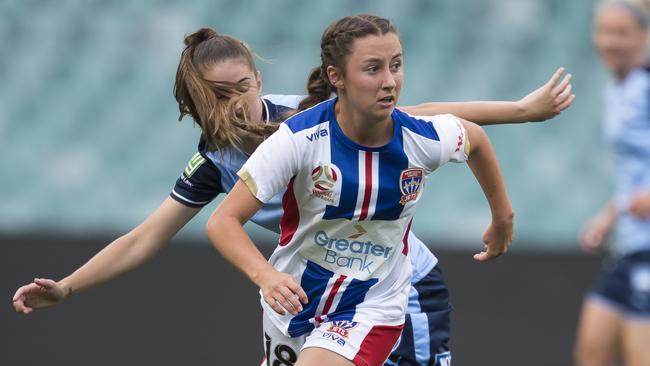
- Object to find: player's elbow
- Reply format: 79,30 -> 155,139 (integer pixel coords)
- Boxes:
205,211 -> 223,244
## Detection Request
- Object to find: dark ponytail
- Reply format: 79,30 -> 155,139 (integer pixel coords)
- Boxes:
297,67 -> 335,111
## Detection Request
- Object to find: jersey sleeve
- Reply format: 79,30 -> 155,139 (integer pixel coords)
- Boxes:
169,152 -> 223,208
429,113 -> 469,165
262,94 -> 305,110
237,124 -> 300,203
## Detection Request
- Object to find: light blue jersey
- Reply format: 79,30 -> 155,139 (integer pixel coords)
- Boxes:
603,67 -> 650,255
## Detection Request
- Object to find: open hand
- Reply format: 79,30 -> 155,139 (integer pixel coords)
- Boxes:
518,67 -> 575,122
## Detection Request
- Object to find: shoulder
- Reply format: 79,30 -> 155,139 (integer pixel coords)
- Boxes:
281,98 -> 335,134
395,109 -> 462,142
262,95 -> 304,123
263,94 -> 305,109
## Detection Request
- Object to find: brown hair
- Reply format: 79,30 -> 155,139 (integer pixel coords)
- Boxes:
174,27 -> 277,151
297,14 -> 399,111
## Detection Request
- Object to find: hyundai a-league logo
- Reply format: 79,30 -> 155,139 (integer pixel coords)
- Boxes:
399,168 -> 424,205
311,165 -> 337,191
311,165 -> 339,203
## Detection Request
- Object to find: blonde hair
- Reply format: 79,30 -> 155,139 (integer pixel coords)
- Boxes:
598,0 -> 650,28
174,27 -> 277,151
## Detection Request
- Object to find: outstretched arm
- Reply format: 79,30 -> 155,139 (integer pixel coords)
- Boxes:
461,119 -> 515,260
205,180 -> 308,315
401,67 -> 574,125
13,197 -> 200,314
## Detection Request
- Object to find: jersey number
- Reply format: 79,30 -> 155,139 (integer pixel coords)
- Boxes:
265,332 -> 298,366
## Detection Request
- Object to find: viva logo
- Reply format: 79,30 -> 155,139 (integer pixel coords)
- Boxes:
306,129 -> 328,141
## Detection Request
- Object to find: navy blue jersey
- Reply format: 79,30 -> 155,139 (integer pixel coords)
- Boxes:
170,96 -> 297,231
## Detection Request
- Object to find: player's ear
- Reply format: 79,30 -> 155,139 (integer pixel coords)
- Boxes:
255,70 -> 262,93
326,65 -> 344,90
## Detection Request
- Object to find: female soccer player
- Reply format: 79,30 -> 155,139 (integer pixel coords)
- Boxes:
13,27 -> 572,366
576,1 -> 650,365
205,14 -> 514,366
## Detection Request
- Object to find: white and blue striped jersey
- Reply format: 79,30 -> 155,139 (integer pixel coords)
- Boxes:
603,67 -> 650,255
171,95 -> 439,272
238,98 -> 468,337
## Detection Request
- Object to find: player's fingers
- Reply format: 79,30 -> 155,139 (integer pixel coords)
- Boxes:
473,251 -> 490,262
271,289 -> 295,315
264,296 -> 286,316
13,298 -> 32,314
12,287 -> 27,301
13,283 -> 39,300
287,282 -> 308,305
556,94 -> 575,112
484,241 -> 506,259
278,287 -> 302,314
551,74 -> 572,97
555,84 -> 572,104
546,67 -> 565,87
34,278 -> 57,289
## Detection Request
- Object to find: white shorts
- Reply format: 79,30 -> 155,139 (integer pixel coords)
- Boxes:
261,311 -> 403,366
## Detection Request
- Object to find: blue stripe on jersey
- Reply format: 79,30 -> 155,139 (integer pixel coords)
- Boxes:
323,132 -> 359,220
284,99 -> 335,134
395,109 -> 440,141
324,103 -> 411,221
288,261 -> 334,337
373,131 -> 409,220
331,277 -> 378,321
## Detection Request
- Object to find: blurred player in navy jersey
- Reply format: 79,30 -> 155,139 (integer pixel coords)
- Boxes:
576,1 -> 650,365
13,24 -> 573,366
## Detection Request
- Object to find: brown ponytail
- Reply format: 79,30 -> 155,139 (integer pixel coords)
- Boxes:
297,15 -> 399,112
297,67 -> 335,111
174,27 -> 277,151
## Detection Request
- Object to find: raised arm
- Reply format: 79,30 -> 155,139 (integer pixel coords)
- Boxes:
400,67 -> 574,125
13,197 -> 200,314
461,119 -> 515,260
205,180 -> 308,315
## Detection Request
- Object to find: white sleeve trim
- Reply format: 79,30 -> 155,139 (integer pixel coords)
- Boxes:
171,189 -> 210,205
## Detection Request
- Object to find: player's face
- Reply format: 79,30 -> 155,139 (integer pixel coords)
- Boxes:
594,5 -> 647,77
336,33 -> 403,122
200,58 -> 263,122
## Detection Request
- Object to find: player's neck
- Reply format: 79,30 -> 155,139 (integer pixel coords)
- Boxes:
334,99 -> 393,148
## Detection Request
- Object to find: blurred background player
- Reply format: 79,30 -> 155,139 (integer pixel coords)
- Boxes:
576,1 -> 650,365
12,26 -> 572,366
